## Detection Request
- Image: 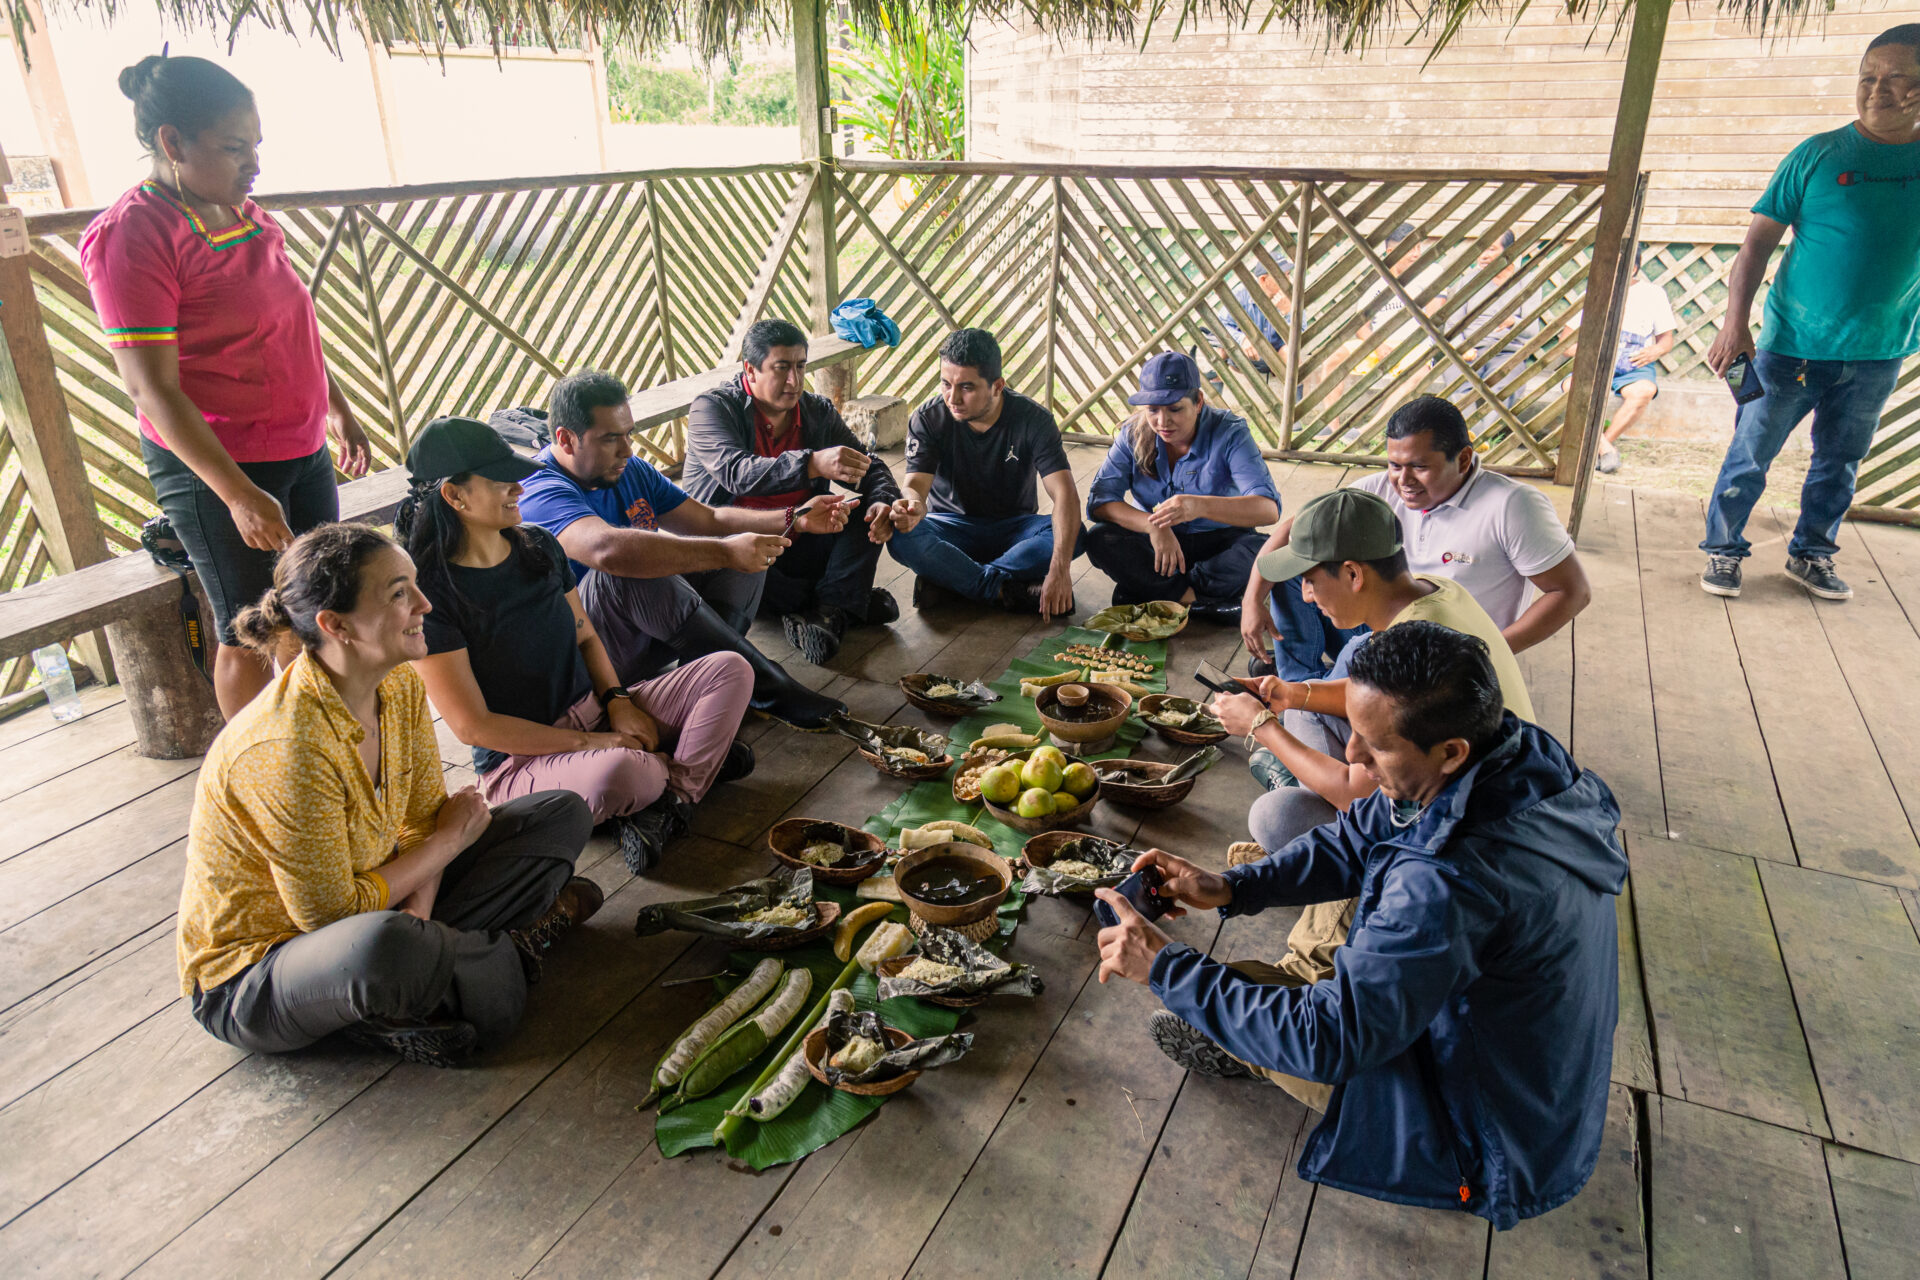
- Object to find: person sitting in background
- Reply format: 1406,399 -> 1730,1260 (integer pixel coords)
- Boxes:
177,522 -> 598,1070
1242,395 -> 1588,677
516,370 -> 847,729
886,328 -> 1084,617
681,319 -> 904,664
399,418 -> 755,875
1084,353 -> 1279,624
1212,487 -> 1534,986
1593,246 -> 1677,475
1093,621 -> 1626,1230
1215,259 -> 1293,375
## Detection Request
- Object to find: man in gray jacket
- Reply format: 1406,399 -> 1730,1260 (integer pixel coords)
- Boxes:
682,319 -> 903,663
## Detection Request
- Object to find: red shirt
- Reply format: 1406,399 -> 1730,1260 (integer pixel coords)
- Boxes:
734,373 -> 814,511
81,181 -> 329,463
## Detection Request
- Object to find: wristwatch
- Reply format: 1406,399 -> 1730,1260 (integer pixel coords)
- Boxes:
596,685 -> 629,709
1245,708 -> 1277,753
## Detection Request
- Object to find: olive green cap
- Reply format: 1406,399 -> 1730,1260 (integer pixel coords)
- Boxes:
1255,488 -> 1403,582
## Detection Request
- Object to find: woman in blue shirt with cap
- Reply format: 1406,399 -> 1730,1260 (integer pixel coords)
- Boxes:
1085,352 -> 1281,624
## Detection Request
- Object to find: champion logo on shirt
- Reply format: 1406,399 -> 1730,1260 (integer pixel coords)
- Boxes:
1836,170 -> 1920,188
1440,551 -> 1476,566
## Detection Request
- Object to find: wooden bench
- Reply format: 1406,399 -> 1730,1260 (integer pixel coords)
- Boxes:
0,335 -> 880,759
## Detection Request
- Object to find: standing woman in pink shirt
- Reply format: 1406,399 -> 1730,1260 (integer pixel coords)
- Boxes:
82,55 -> 372,717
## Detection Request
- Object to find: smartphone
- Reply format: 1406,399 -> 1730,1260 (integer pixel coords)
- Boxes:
1724,353 -> 1766,406
1192,660 -> 1243,696
1095,866 -> 1170,929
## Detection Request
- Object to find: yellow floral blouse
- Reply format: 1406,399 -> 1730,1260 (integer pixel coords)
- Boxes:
176,651 -> 449,995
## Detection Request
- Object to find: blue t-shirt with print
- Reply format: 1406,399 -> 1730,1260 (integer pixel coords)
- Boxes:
1755,124 -> 1920,362
516,446 -> 690,579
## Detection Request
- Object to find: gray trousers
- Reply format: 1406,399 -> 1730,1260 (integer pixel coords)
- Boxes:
1247,709 -> 1356,986
192,791 -> 591,1054
577,566 -> 765,679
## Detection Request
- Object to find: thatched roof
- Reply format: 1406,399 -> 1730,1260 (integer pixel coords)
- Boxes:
18,0 -> 1832,66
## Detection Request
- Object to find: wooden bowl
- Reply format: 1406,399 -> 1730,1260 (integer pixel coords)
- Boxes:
1137,694 -> 1230,746
891,842 -> 1012,927
952,747 -> 1020,805
855,745 -> 954,782
1017,830 -> 1129,894
803,1025 -> 921,1096
898,673 -> 1003,718
733,900 -> 842,952
1093,759 -> 1197,810
766,819 -> 890,885
1034,681 -> 1133,748
978,753 -> 1102,835
874,955 -> 988,1009
1093,602 -> 1190,643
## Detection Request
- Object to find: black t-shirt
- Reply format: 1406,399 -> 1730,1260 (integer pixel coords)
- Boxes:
904,390 -> 1071,519
420,525 -> 592,775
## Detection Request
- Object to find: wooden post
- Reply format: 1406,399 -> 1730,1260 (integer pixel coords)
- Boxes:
1044,176 -> 1063,414
9,0 -> 92,208
0,153 -> 114,681
362,38 -> 408,187
1280,181 -> 1313,451
792,0 -> 839,332
1554,0 -> 1670,489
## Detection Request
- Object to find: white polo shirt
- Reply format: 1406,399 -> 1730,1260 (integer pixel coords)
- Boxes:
1350,464 -> 1574,629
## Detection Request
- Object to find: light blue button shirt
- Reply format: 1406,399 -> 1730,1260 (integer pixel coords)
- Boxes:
1086,406 -> 1280,534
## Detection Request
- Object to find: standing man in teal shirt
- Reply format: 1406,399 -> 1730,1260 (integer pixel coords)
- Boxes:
1700,24 -> 1920,601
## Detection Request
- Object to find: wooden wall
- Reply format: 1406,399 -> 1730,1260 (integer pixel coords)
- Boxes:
966,3 -> 1906,243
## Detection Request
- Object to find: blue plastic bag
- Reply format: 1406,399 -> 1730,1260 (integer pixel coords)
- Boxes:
831,298 -> 901,349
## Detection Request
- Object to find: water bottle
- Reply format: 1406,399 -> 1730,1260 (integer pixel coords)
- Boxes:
31,644 -> 84,722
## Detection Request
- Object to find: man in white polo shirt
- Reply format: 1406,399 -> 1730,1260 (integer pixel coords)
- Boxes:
1243,394 -> 1590,673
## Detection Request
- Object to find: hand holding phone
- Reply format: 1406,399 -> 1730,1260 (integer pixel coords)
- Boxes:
1724,352 -> 1766,406
1095,866 -> 1170,929
1192,660 -> 1245,695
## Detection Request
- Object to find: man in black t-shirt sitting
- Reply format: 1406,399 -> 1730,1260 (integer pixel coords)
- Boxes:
887,329 -> 1084,616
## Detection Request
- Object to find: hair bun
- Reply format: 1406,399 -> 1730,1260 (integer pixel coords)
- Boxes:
118,55 -> 166,101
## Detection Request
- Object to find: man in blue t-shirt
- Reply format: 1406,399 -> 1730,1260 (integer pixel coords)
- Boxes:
516,370 -> 848,728
1700,24 -> 1920,603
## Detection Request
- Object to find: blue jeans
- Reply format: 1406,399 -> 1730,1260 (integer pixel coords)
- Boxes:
1701,350 -> 1902,562
888,512 -> 1084,602
1267,576 -> 1367,682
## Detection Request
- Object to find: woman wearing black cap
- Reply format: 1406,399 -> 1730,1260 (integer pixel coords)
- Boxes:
397,418 -> 756,875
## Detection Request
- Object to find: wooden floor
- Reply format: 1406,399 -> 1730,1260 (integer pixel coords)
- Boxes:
2,448 -> 1918,1279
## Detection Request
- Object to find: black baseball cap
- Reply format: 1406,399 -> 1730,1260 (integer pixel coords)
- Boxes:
1129,352 -> 1203,406
406,416 -> 543,486
1255,488 -> 1403,582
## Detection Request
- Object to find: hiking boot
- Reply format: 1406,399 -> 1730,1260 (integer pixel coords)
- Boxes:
1226,841 -> 1268,868
617,794 -> 692,876
865,588 -> 900,626
716,739 -> 756,785
912,577 -> 965,610
1785,555 -> 1852,601
509,875 -> 606,982
1595,444 -> 1621,475
344,1016 -> 478,1068
1700,555 -> 1743,598
783,606 -> 848,665
1148,1011 -> 1254,1080
1248,748 -> 1296,793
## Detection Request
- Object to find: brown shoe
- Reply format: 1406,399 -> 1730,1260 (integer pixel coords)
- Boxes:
1226,841 -> 1267,868
510,876 -> 605,981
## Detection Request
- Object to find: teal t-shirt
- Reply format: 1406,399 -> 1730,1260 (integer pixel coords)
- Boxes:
1755,124 -> 1920,362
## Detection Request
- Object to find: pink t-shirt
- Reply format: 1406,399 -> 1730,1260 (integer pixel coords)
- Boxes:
80,182 -> 329,463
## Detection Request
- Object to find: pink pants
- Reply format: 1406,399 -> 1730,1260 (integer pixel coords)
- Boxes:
478,652 -> 753,822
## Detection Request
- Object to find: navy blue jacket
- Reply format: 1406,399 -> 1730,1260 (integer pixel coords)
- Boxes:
1149,717 -> 1626,1229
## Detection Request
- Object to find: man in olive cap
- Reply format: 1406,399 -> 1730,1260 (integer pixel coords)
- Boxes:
1208,485 -> 1534,985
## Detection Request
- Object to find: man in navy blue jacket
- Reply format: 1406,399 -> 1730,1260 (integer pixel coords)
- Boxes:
1094,621 -> 1626,1229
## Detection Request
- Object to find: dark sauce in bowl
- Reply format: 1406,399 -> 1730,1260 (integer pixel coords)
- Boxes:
898,855 -> 1004,906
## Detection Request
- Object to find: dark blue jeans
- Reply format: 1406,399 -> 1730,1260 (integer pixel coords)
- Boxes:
1701,350 -> 1902,562
888,512 -> 1084,602
1267,576 -> 1368,682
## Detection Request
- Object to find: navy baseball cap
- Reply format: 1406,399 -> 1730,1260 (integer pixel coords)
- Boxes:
1129,352 -> 1203,406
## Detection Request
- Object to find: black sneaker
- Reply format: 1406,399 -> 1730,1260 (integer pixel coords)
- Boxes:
1785,555 -> 1852,601
509,875 -> 606,982
1246,653 -> 1278,678
617,794 -> 691,875
344,1017 -> 478,1068
1700,554 -> 1743,598
783,607 -> 847,665
1148,1011 -> 1254,1080
865,588 -> 900,626
716,739 -> 756,785
1188,598 -> 1241,626
999,578 -> 1072,616
912,577 -> 965,610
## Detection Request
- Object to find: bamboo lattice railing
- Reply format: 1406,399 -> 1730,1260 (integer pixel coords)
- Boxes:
3,159 -> 1917,699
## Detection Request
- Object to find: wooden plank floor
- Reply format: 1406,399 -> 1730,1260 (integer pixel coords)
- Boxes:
1,456 -> 1917,1279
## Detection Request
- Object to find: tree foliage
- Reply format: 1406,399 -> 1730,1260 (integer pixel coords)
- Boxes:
832,6 -> 966,162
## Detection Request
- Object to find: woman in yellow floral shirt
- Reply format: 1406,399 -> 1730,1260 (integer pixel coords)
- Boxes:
177,523 -> 597,1067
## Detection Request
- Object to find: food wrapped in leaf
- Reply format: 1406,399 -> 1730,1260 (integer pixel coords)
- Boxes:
1084,600 -> 1189,641
822,713 -> 950,774
1020,836 -> 1138,895
820,1009 -> 974,1085
876,925 -> 1044,999
633,867 -> 819,941
909,674 -> 1003,710
786,820 -> 871,868
1095,745 -> 1224,788
1140,695 -> 1226,735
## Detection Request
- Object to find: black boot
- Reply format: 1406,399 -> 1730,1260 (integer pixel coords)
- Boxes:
666,599 -> 845,729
